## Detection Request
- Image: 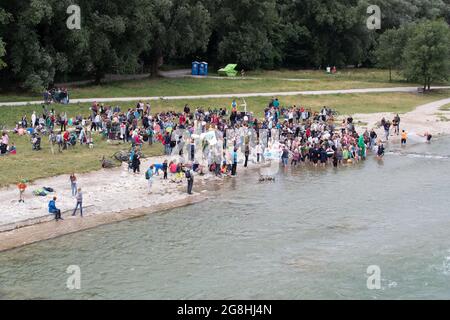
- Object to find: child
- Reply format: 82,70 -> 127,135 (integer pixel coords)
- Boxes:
9,143 -> 17,155
221,163 -> 229,176
162,160 -> 168,180
401,130 -> 407,145
377,143 -> 385,159
17,179 -> 27,203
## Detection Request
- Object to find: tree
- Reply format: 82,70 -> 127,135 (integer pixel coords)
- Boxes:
402,19 -> 450,91
0,0 -> 449,91
2,0 -> 56,91
375,26 -> 411,81
0,8 -> 8,70
359,0 -> 450,30
277,0 -> 372,68
208,0 -> 282,70
142,0 -> 211,77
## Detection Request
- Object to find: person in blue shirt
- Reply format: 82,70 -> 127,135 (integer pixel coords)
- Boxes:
48,196 -> 63,220
273,98 -> 280,108
231,147 -> 238,176
154,163 -> 164,175
231,99 -> 237,111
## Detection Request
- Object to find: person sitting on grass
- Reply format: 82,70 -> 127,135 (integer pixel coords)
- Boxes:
1,132 -> 9,155
9,143 -> 17,155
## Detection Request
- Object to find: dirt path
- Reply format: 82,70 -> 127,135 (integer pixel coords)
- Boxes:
352,98 -> 450,136
1,86 -> 449,107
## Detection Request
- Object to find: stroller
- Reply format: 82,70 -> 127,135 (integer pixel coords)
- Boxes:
31,134 -> 41,151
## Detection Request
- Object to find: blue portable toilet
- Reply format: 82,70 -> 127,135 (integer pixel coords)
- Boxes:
201,62 -> 208,76
192,61 -> 199,75
198,62 -> 205,76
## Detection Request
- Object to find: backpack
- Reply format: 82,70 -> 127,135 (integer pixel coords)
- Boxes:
145,170 -> 151,180
33,189 -> 48,196
185,170 -> 192,179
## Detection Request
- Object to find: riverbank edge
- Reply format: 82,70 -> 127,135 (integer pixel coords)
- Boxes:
0,194 -> 207,252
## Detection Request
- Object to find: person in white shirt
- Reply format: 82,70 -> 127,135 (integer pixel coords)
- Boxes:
255,143 -> 263,163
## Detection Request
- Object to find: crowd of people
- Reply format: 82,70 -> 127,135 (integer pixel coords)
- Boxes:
8,97 -> 413,164
71,97 -> 399,185
8,97 -> 424,221
43,87 -> 70,104
10,105 -> 94,153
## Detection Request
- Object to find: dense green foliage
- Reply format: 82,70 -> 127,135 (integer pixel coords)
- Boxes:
0,0 -> 449,92
0,8 -> 9,70
403,20 -> 450,90
376,20 -> 450,89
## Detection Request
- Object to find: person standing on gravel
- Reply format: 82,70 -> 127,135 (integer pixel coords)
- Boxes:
70,173 -> 77,196
72,188 -> 83,217
145,165 -> 154,194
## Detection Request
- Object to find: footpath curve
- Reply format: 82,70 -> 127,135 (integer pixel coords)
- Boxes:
1,86 -> 450,107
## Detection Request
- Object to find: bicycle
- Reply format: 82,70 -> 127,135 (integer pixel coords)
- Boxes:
329,109 -> 340,117
113,148 -> 145,162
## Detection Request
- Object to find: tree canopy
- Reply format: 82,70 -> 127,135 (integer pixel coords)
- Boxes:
375,19 -> 450,89
402,19 -> 450,90
0,0 -> 449,91
0,8 -> 8,70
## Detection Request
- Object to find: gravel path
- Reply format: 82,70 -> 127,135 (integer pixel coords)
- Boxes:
1,86 -> 449,107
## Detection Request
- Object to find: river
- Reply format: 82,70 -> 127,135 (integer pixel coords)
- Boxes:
1,137 -> 450,299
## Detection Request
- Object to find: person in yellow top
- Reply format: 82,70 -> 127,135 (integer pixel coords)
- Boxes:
401,130 -> 408,145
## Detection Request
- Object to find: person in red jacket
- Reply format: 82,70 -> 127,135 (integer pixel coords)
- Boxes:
179,113 -> 186,127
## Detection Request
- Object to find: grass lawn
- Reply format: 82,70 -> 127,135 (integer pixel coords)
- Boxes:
0,134 -> 163,187
248,68 -> 404,82
440,103 -> 450,111
1,91 -> 449,129
0,68 -> 426,103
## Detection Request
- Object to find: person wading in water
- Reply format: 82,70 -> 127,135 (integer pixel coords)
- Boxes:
185,166 -> 194,195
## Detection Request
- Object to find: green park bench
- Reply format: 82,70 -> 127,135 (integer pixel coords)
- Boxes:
218,64 -> 238,77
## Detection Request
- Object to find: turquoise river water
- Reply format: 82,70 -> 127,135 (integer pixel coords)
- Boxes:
1,137 -> 450,299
